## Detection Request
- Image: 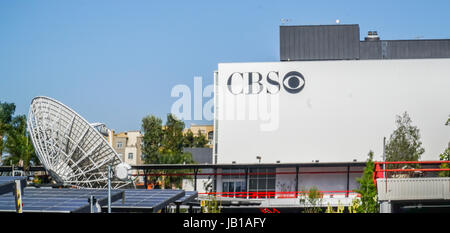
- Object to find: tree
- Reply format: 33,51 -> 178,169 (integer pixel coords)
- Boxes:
438,148 -> 450,177
159,150 -> 194,189
161,114 -> 185,154
299,187 -> 323,213
183,129 -> 209,148
141,115 -> 163,164
0,102 -> 16,157
355,151 -> 379,213
2,115 -> 39,169
193,130 -> 208,147
385,111 -> 424,169
438,117 -> 450,177
183,129 -> 195,148
140,113 -> 195,189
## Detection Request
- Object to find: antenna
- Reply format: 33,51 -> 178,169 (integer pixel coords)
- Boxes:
281,18 -> 292,25
27,96 -> 133,189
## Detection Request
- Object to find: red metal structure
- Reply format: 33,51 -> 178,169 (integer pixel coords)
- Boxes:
373,160 -> 450,186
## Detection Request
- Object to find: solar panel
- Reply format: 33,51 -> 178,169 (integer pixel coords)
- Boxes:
0,176 -> 27,196
0,188 -> 124,213
104,189 -> 185,213
174,191 -> 198,205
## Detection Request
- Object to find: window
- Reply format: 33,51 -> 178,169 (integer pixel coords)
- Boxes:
222,181 -> 246,197
222,169 -> 246,198
222,169 -> 245,180
208,131 -> 213,140
117,142 -> 123,148
128,153 -> 133,160
249,168 -> 276,198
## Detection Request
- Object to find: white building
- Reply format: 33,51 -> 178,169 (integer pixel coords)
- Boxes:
207,24 -> 450,210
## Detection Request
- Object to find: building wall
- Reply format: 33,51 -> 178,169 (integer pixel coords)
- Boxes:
212,166 -> 363,200
216,59 -> 450,163
109,130 -> 144,183
280,24 -> 450,61
275,167 -> 296,196
110,131 -> 143,166
184,124 -> 214,148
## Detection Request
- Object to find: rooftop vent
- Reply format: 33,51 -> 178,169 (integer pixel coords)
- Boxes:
365,31 -> 380,41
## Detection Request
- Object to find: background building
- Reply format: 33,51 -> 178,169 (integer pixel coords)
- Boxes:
109,130 -> 144,183
184,124 -> 214,148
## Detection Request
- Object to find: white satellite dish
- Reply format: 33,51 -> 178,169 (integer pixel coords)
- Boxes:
27,96 -> 132,189
115,163 -> 132,181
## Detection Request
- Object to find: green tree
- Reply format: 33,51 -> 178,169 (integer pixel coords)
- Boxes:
140,113 -> 195,189
159,114 -> 194,188
438,148 -> 450,177
141,115 -> 163,164
0,102 -> 16,157
183,129 -> 195,148
439,117 -> 450,177
161,114 -> 185,154
355,151 -> 379,213
385,111 -> 424,169
299,187 -> 323,213
159,150 -> 194,189
193,130 -> 208,147
3,115 -> 39,169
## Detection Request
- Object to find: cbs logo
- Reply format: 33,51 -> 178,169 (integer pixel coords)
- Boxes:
226,71 -> 305,95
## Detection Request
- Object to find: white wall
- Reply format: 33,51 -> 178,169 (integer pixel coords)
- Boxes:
298,167 -> 348,192
275,167 -> 296,198
216,59 -> 450,163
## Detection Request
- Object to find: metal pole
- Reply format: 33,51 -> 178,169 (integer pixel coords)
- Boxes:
144,169 -> 148,189
346,166 -> 350,198
295,166 -> 299,198
383,137 -> 386,177
245,168 -> 249,199
108,164 -> 111,213
383,137 -> 387,193
13,180 -> 23,213
89,195 -> 95,213
194,169 -> 198,191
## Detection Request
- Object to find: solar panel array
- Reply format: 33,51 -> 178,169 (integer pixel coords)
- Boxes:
0,176 -> 27,196
175,191 -> 198,205
105,189 -> 185,213
0,188 -> 124,213
0,184 -> 198,213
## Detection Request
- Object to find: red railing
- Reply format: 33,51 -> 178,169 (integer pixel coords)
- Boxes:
131,170 -> 363,177
199,190 -> 359,199
373,160 -> 450,186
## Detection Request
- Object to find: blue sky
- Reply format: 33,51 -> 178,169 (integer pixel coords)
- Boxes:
1,0 -> 449,132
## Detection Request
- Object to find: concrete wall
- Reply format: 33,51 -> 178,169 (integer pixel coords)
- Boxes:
216,59 -> 450,163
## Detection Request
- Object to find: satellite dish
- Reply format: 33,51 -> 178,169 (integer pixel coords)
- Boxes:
115,163 -> 132,181
27,96 -> 132,189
